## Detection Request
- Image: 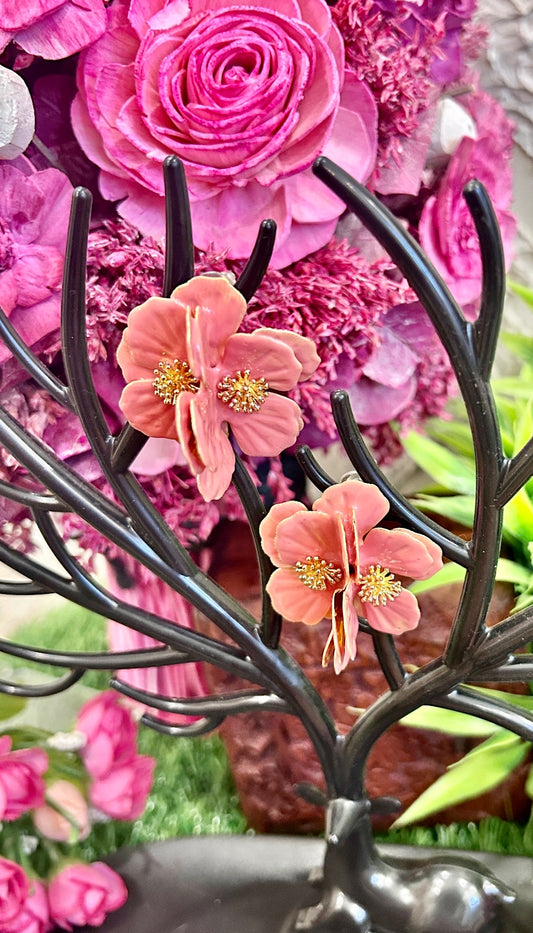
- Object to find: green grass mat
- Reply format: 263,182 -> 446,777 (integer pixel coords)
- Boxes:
4,602 -> 533,859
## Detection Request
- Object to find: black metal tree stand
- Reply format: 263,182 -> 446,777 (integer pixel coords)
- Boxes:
0,155 -> 533,931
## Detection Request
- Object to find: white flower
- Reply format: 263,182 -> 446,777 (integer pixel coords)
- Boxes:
0,65 -> 35,160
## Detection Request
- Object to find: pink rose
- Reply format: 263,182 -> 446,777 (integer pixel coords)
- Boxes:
48,862 -> 127,931
0,735 -> 47,821
76,690 -> 138,779
72,0 -> 377,267
89,755 -> 155,820
2,880 -> 51,933
33,780 -> 90,843
0,163 -> 73,370
0,0 -> 106,60
419,88 -> 516,312
0,857 -> 29,926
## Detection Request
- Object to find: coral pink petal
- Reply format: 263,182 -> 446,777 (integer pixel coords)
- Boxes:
228,394 -> 302,457
364,588 -> 421,635
274,509 -> 344,569
315,482 -> 389,537
342,580 -> 360,660
119,297 -> 189,373
267,568 -> 332,625
175,392 -> 205,475
119,381 -> 178,439
259,500 -> 307,565
189,391 -> 236,500
252,328 -> 321,381
360,528 -> 443,579
181,276 -> 246,373
221,332 -> 302,391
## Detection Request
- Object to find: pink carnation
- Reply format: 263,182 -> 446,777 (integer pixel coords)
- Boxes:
0,163 -> 73,369
72,0 -> 377,267
89,755 -> 155,821
0,734 -> 47,821
419,86 -> 516,311
76,690 -> 138,779
0,0 -> 106,60
48,862 -> 127,931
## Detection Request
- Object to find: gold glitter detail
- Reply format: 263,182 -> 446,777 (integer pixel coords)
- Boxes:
217,369 -> 269,413
153,359 -> 199,405
295,556 -> 343,591
358,564 -> 402,606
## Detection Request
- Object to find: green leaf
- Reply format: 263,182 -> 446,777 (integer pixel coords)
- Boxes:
409,557 -> 532,596
508,280 -> 533,310
399,705 -> 499,738
410,493 -> 475,528
392,731 -> 529,828
0,695 -> 26,721
500,333 -> 533,368
401,432 -> 476,494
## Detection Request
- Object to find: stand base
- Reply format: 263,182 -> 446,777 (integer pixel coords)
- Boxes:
73,837 -> 533,933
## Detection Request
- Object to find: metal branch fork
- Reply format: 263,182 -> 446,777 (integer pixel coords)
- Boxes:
0,155 -> 531,933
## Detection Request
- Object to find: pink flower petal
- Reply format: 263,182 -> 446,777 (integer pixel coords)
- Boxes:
13,0 -> 107,59
259,500 -> 307,565
363,587 -> 421,635
314,481 -> 389,539
117,297 -> 189,382
359,527 -> 443,580
180,276 -> 247,373
342,579 -> 360,660
188,391 -> 236,501
273,509 -> 345,569
227,393 -> 303,457
221,332 -> 302,391
252,327 -> 320,382
271,217 -> 337,269
266,567 -> 332,625
119,380 -> 179,438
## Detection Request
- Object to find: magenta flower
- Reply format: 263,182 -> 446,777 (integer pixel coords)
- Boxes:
2,879 -> 51,933
419,86 -> 516,311
0,0 -> 106,60
0,735 -> 48,821
0,163 -> 73,369
0,858 -> 29,927
260,481 -> 442,673
76,690 -> 138,780
117,275 -> 320,501
89,755 -> 155,821
48,862 -> 127,931
71,0 -> 377,267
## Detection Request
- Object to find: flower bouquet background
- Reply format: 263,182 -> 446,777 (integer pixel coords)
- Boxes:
0,0 -> 532,901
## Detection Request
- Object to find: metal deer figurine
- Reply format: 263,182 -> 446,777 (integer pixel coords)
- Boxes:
0,155 -> 532,932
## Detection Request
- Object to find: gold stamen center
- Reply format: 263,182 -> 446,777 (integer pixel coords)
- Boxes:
217,369 -> 269,413
358,564 -> 402,606
153,359 -> 199,405
295,556 -> 343,591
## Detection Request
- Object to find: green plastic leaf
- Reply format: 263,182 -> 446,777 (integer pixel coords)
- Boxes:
392,731 -> 529,828
500,333 -> 533,368
409,557 -> 532,596
410,493 -> 475,528
399,706 -> 499,738
401,432 -> 476,494
0,695 -> 26,721
525,764 -> 533,800
508,279 -> 533,310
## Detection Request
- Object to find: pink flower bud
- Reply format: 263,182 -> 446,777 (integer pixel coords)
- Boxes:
1,879 -> 51,933
89,755 -> 155,821
76,691 -> 138,779
0,857 -> 29,925
33,780 -> 90,843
